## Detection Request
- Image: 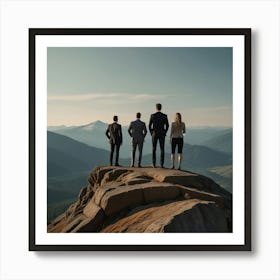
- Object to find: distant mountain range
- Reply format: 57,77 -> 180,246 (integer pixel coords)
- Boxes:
201,130 -> 232,154
48,120 -> 232,156
47,127 -> 233,222
48,130 -> 231,177
48,131 -> 109,177
48,120 -> 134,157
47,131 -> 232,190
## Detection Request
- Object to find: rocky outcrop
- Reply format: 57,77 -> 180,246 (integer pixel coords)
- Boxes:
48,166 -> 232,233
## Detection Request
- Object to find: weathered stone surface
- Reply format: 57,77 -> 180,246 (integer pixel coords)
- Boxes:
48,214 -> 66,233
141,183 -> 181,204
48,212 -> 65,229
88,166 -> 114,186
61,214 -> 86,233
179,186 -> 224,207
96,182 -> 183,216
75,215 -> 104,232
100,185 -> 145,216
93,185 -> 118,206
94,181 -> 185,217
83,198 -> 102,218
144,168 -> 230,198
77,205 -> 105,232
163,202 -> 228,232
120,172 -> 152,185
100,168 -> 132,186
102,199 -> 228,233
47,166 -> 232,233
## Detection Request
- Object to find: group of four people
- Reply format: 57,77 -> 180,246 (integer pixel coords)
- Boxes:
105,103 -> 186,170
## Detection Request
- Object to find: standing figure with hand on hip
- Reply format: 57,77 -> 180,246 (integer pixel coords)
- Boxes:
128,112 -> 147,168
148,103 -> 169,168
170,112 -> 186,170
105,115 -> 123,166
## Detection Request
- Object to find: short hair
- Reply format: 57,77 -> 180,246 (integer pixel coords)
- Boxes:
136,112 -> 141,119
156,103 -> 162,111
113,115 -> 118,122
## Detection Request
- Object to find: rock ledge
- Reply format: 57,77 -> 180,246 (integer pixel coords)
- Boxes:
48,166 -> 232,233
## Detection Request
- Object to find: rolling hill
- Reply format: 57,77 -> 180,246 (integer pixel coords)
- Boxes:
47,132 -> 110,222
47,130 -> 232,183
125,144 -> 231,169
47,130 -> 233,222
48,121 -> 232,157
201,130 -> 232,154
184,126 -> 232,145
48,130 -> 109,176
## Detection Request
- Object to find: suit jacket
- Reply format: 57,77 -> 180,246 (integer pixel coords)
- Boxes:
128,119 -> 147,143
148,111 -> 169,136
105,122 -> 123,145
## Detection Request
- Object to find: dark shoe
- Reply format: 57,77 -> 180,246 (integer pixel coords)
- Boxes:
177,166 -> 181,170
138,164 -> 142,168
171,166 -> 174,169
160,165 -> 164,168
115,163 -> 120,167
130,164 -> 134,167
152,164 -> 156,168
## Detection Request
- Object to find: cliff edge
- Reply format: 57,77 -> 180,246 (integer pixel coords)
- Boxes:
48,166 -> 232,233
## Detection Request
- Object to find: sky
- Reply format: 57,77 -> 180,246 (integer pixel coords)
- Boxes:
47,47 -> 232,127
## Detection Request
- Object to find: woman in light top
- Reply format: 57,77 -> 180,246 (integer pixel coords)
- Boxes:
170,113 -> 186,170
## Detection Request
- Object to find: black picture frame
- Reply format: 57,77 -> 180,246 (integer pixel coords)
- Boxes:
29,28 -> 251,251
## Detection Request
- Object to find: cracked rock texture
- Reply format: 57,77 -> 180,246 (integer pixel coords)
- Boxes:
48,166 -> 232,233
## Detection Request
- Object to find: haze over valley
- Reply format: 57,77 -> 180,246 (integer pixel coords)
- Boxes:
47,121 -> 232,222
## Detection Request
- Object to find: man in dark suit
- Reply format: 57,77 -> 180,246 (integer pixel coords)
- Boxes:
149,103 -> 169,168
128,112 -> 147,167
105,116 -> 123,166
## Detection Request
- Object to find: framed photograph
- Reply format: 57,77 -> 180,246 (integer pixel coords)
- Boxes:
29,28 -> 251,251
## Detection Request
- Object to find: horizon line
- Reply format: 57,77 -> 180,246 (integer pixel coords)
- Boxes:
47,119 -> 233,129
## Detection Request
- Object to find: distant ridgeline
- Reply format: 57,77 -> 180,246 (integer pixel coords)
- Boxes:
47,122 -> 232,223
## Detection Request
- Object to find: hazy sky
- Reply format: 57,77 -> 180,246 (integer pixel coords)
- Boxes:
47,47 -> 232,127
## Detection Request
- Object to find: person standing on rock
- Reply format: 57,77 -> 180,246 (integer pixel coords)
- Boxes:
148,103 -> 169,168
105,115 -> 123,166
128,112 -> 147,168
170,112 -> 186,170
